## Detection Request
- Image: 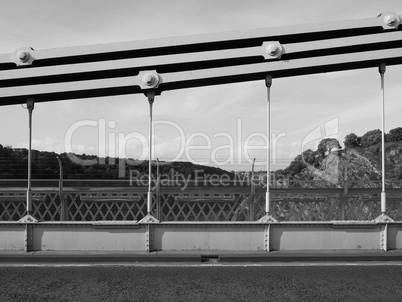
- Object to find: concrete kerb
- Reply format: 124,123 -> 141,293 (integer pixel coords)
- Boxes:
1,250 -> 402,264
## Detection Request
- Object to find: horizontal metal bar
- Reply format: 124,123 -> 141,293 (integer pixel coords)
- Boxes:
175,197 -> 236,202
264,188 -> 343,194
161,47 -> 402,87
284,30 -> 402,54
332,222 -> 378,228
0,196 -> 42,202
1,46 -> 401,105
2,187 -> 399,194
0,45 -> 268,80
0,76 -> 138,97
1,220 -> 401,227
357,198 -> 402,202
92,221 -> 139,228
2,31 -> 401,84
0,13 -> 401,105
0,13 -> 395,66
81,197 -> 140,202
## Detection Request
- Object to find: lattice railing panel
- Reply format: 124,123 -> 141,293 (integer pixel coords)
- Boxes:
344,195 -> 380,220
387,200 -> 402,221
345,192 -> 402,221
0,191 -> 61,221
270,193 -> 342,221
160,193 -> 250,221
67,193 -> 148,221
0,192 -> 26,221
0,189 -> 401,222
32,192 -> 60,221
158,192 -> 346,222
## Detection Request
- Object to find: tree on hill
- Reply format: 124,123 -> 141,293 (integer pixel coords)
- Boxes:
284,154 -> 307,175
387,127 -> 402,142
343,127 -> 402,150
360,129 -> 382,148
344,133 -> 361,148
301,149 -> 320,167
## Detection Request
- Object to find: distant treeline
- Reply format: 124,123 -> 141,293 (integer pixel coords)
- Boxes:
0,145 -> 231,179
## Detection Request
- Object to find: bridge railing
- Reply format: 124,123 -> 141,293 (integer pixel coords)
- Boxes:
0,179 -> 401,222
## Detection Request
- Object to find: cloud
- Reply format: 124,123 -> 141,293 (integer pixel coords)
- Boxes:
15,136 -> 63,153
68,143 -> 97,155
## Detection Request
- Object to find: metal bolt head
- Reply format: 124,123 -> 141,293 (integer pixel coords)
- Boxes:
382,13 -> 401,28
267,44 -> 279,56
18,51 -> 30,62
143,74 -> 157,86
385,14 -> 397,26
138,70 -> 161,89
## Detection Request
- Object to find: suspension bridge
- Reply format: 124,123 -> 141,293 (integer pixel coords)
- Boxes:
1,12 -> 402,252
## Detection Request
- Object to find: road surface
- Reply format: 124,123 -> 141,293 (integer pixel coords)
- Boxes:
1,264 -> 402,301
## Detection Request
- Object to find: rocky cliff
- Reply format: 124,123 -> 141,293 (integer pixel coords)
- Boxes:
278,129 -> 402,189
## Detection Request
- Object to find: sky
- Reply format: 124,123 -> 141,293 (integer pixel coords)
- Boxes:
0,0 -> 402,173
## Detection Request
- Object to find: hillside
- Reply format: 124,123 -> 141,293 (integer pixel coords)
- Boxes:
275,127 -> 402,188
0,145 -> 232,180
1,127 -> 402,188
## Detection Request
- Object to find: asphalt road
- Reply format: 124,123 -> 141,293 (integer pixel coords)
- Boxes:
1,265 -> 402,302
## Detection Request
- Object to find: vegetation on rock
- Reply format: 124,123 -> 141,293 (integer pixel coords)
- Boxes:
274,127 -> 402,188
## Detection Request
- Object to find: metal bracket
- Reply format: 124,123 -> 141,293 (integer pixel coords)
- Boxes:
144,224 -> 155,252
138,214 -> 160,223
26,98 -> 35,111
21,223 -> 35,252
257,214 -> 278,223
263,224 -> 272,252
92,221 -> 139,229
372,213 -> 394,223
13,47 -> 35,66
380,224 -> 388,251
18,214 -> 38,223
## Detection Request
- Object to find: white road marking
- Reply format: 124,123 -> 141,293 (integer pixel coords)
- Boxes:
1,261 -> 402,268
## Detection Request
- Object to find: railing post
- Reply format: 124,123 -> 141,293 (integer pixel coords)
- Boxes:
155,158 -> 161,221
26,99 -> 34,215
380,62 -> 387,215
341,180 -> 348,220
147,91 -> 154,216
257,75 -> 277,223
57,156 -> 67,221
18,99 -> 38,225
373,62 -> 393,223
266,75 -> 271,216
249,158 -> 255,221
138,84 -> 160,224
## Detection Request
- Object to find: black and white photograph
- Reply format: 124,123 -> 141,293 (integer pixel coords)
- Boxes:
1,0 -> 402,301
